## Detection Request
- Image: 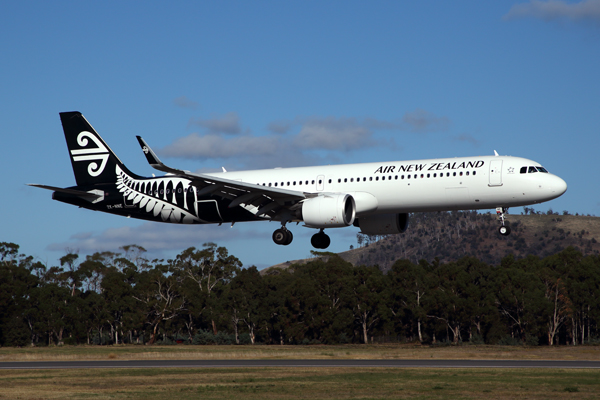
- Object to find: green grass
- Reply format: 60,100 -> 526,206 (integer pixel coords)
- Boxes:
2,343 -> 600,362
0,368 -> 599,399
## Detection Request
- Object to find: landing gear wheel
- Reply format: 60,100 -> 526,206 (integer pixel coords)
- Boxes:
499,225 -> 511,236
496,207 -> 511,237
311,231 -> 331,249
284,229 -> 293,245
273,228 -> 293,245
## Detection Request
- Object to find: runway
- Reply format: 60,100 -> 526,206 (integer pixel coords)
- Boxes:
1,359 -> 599,370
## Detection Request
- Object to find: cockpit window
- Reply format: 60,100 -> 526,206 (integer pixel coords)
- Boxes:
520,167 -> 527,174
528,166 -> 538,173
536,166 -> 548,173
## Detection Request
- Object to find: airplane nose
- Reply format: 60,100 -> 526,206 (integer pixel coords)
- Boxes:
551,175 -> 567,196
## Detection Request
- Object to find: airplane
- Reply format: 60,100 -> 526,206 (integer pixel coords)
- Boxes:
30,112 -> 568,249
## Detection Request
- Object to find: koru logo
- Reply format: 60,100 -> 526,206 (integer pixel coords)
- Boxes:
70,131 -> 110,177
142,146 -> 149,154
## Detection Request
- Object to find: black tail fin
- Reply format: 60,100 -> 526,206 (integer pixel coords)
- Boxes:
60,112 -> 137,187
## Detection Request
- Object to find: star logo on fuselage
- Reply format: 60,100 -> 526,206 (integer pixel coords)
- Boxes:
507,167 -> 515,174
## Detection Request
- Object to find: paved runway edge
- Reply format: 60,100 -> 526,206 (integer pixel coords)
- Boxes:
1,359 -> 600,370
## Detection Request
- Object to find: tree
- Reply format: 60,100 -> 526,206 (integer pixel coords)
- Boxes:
133,262 -> 185,344
172,243 -> 241,336
387,259 -> 433,343
494,255 -> 546,343
350,265 -> 385,344
224,266 -> 266,344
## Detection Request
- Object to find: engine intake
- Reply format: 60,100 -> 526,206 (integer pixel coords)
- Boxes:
355,213 -> 409,235
301,194 -> 356,228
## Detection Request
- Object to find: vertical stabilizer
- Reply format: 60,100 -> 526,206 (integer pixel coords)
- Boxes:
60,112 -> 135,186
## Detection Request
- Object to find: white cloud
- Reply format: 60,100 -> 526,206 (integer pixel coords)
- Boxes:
504,0 -> 600,25
173,96 -> 199,109
401,109 -> 451,133
293,117 -> 374,151
454,134 -> 480,146
160,133 -> 284,159
267,120 -> 292,134
46,223 -> 247,257
158,110 -> 450,169
189,112 -> 242,134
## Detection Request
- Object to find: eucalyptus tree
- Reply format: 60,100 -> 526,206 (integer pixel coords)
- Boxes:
171,243 -> 242,337
224,266 -> 266,344
287,255 -> 355,343
494,254 -> 547,344
568,254 -> 600,344
132,261 -> 186,344
350,264 -> 386,344
387,258 -> 433,342
540,247 -> 579,345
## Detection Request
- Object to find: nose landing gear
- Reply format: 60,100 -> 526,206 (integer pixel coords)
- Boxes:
497,207 -> 511,236
311,229 -> 331,249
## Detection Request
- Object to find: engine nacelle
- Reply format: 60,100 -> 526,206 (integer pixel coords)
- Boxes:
354,213 -> 409,235
301,194 -> 356,228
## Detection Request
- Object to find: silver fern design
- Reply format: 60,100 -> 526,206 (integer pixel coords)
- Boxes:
115,165 -> 205,224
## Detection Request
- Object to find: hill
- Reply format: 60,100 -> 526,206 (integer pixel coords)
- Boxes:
268,211 -> 600,273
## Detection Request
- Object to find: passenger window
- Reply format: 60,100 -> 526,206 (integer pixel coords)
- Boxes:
466,171 -> 469,176
344,178 -> 347,183
369,177 -> 373,181
311,180 -> 315,184
453,172 -> 456,177
376,177 -> 379,181
520,167 -> 527,174
473,171 -> 476,176
460,172 -> 463,176
427,174 -> 430,178
382,176 -> 385,181
407,175 -> 411,179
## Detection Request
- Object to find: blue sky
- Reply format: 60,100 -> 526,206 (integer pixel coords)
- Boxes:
2,1 -> 599,269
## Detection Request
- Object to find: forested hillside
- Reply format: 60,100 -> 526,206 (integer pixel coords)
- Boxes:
2,238 -> 599,348
340,211 -> 600,271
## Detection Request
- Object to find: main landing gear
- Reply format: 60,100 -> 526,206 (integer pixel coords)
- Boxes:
272,227 -> 293,246
311,229 -> 331,249
496,207 -> 511,236
272,226 -> 331,249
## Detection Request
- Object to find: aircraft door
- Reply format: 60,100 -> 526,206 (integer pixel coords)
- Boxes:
316,175 -> 325,191
489,159 -> 503,187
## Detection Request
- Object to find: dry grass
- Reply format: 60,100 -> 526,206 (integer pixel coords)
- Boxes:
0,367 -> 599,399
1,343 -> 599,362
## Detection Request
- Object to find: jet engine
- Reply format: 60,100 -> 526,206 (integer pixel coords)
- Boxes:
354,213 -> 409,235
301,194 -> 356,228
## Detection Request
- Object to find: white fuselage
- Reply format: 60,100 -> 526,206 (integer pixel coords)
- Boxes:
206,155 -> 567,216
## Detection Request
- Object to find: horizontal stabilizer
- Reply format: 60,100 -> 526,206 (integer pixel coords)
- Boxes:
28,184 -> 104,203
